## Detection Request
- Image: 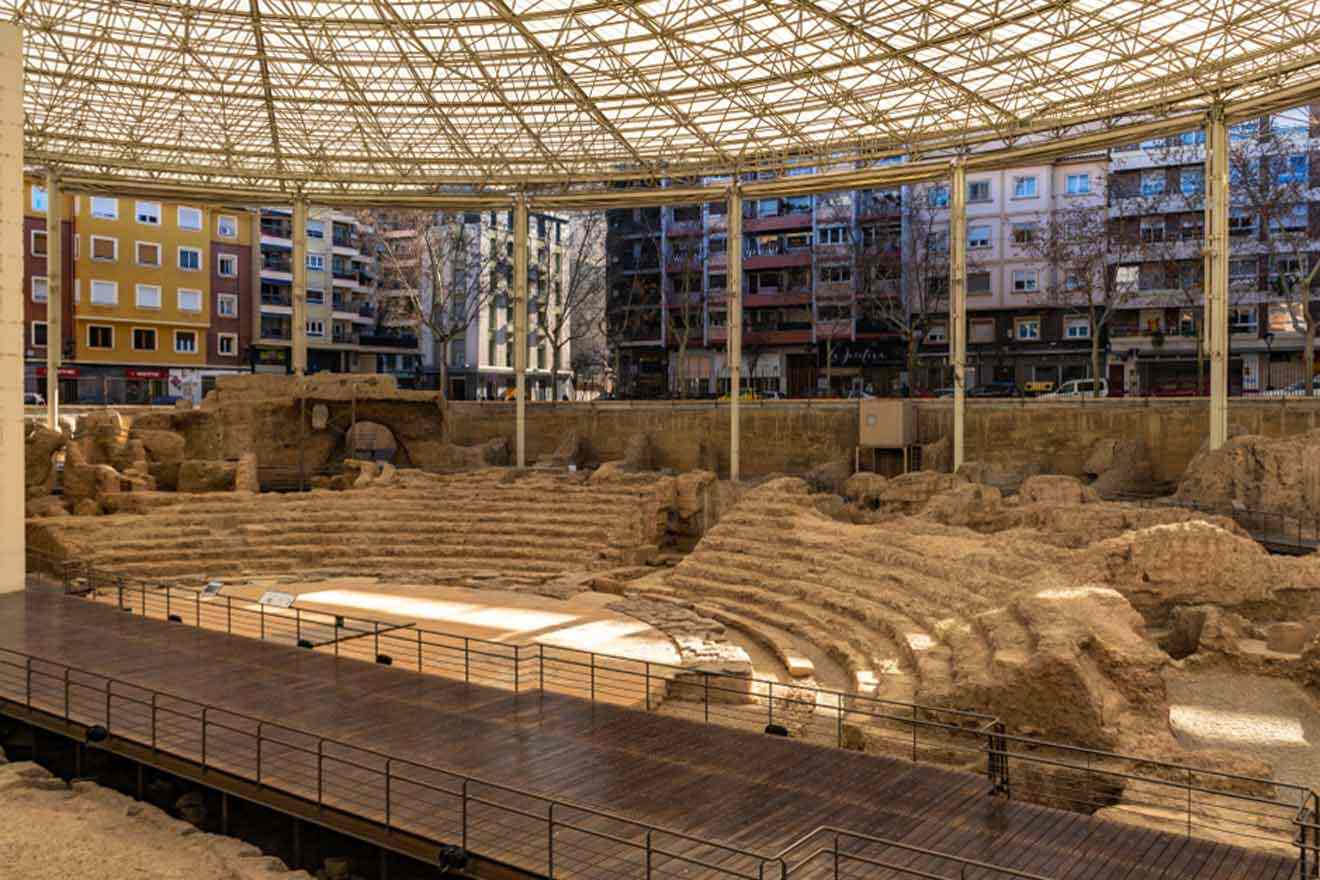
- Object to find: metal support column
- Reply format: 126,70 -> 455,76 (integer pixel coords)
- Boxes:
514,195 -> 529,467
949,161 -> 968,471
1205,106 -> 1229,450
0,24 -> 24,594
727,185 -> 743,482
44,169 -> 61,429
291,196 -> 309,376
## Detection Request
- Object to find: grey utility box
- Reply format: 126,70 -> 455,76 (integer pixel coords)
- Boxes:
859,399 -> 915,448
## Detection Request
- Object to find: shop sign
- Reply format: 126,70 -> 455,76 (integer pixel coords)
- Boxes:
35,366 -> 79,378
126,368 -> 167,380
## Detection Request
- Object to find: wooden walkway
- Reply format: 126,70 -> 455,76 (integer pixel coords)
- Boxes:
0,591 -> 1299,880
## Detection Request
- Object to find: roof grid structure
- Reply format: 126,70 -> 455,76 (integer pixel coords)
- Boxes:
8,0 -> 1320,200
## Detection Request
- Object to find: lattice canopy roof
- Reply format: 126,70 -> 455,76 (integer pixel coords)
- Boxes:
8,0 -> 1320,198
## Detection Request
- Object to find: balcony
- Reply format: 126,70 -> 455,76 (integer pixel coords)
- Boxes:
746,289 -> 811,308
745,211 -> 812,233
359,333 -> 419,349
744,250 -> 812,271
744,327 -> 812,345
263,256 -> 293,273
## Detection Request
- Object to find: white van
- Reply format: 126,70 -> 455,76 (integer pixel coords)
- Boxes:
1038,378 -> 1108,399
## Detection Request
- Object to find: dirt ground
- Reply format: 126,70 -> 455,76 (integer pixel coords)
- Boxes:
0,758 -> 309,880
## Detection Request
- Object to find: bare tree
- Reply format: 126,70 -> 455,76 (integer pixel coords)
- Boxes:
532,212 -> 607,403
1230,108 -> 1320,394
665,220 -> 707,397
1021,175 -> 1147,396
857,184 -> 950,390
369,209 -> 503,401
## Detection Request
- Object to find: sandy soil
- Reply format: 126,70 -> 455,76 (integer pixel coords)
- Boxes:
0,758 -> 309,880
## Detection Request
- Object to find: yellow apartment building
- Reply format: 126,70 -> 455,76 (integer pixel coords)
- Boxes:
72,194 -> 217,402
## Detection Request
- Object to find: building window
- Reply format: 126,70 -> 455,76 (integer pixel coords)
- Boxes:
31,276 -> 48,303
970,319 -> 995,343
927,185 -> 949,208
306,320 -> 325,337
925,323 -> 948,343
135,284 -> 162,309
306,220 -> 325,239
1140,171 -> 1166,197
1012,176 -> 1038,198
817,226 -> 847,245
1011,223 -> 1037,245
1012,269 -> 1038,292
90,197 -> 118,220
1180,168 -> 1204,196
967,271 -> 992,295
1230,307 -> 1258,333
217,253 -> 238,277
132,327 -> 157,351
1140,219 -> 1165,242
31,186 -> 47,212
968,225 -> 992,249
177,206 -> 203,231
217,333 -> 237,356
174,330 -> 198,353
217,293 -> 237,317
307,253 -> 325,271
967,180 -> 991,202
1014,317 -> 1041,340
30,229 -> 47,256
90,235 -> 118,262
1228,210 -> 1255,237
217,215 -> 238,238
1065,174 -> 1091,195
1178,130 -> 1206,146
136,241 -> 161,267
1229,258 -> 1257,281
136,201 -> 161,225
178,288 -> 203,312
89,280 -> 118,306
1065,318 -> 1091,339
818,265 -> 852,284
178,247 -> 202,271
307,288 -> 324,304
87,324 -> 114,349
31,321 -> 47,347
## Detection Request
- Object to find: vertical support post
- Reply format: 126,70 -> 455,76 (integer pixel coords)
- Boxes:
0,24 -> 24,595
727,185 -> 743,482
513,195 -> 529,467
44,170 -> 61,430
1205,106 -> 1230,450
948,160 -> 968,471
292,196 -> 309,376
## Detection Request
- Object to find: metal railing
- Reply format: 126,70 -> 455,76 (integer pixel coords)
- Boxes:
1108,493 -> 1320,553
29,550 -> 1320,872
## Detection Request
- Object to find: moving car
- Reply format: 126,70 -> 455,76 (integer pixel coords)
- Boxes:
23,392 -> 44,406
1037,378 -> 1109,399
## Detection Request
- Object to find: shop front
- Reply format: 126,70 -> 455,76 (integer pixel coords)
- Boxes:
31,365 -> 79,404
125,368 -> 169,404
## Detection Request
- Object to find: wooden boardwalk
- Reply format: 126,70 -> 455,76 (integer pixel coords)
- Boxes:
0,591 -> 1299,880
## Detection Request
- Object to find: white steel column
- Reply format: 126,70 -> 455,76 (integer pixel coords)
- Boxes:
291,196 -> 309,376
949,161 -> 968,470
514,195 -> 529,467
1,24 -> 25,592
727,185 -> 743,482
1205,107 -> 1229,450
44,170 -> 61,429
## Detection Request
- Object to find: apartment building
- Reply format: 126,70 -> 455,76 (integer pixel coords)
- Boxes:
252,208 -> 412,377
20,183 -> 259,404
22,179 -> 75,402
447,210 -> 572,400
913,155 -> 1110,391
607,182 -> 906,397
1107,104 -> 1320,395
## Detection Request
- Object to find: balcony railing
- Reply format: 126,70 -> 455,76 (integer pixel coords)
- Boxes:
359,333 -> 419,349
261,292 -> 292,307
263,259 -> 293,273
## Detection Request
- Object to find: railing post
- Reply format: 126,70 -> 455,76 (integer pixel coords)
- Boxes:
256,722 -> 263,787
384,759 -> 392,832
116,577 -> 124,610
374,622 -> 380,661
165,585 -> 171,620
833,832 -> 840,880
141,581 -> 146,617
836,694 -> 843,747
260,602 -> 266,640
539,644 -> 545,693
63,667 -> 70,720
464,638 -> 470,683
316,739 -> 324,811
201,707 -> 208,771
589,654 -> 595,703
461,779 -> 469,851
417,632 -> 423,672
704,673 -> 710,723
768,680 -> 774,727
104,680 -> 111,732
195,589 -> 201,627
645,829 -> 653,880
151,693 -> 158,753
644,662 -> 650,711
296,607 -> 302,644
24,657 -> 31,709
547,803 -> 555,878
514,645 -> 520,693
1186,768 -> 1193,837
912,704 -> 918,762
226,596 -> 232,634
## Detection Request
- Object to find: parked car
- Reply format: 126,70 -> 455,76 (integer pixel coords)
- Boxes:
23,392 -> 44,406
1262,376 -> 1320,397
966,381 -> 1023,398
1037,378 -> 1109,399
845,387 -> 876,399
761,390 -> 786,401
150,394 -> 183,406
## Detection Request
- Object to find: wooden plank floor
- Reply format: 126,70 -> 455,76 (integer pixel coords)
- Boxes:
0,592 -> 1298,880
